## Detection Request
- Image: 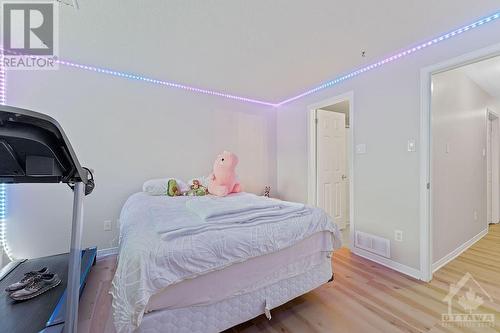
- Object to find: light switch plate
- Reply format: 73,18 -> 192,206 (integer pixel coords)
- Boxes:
356,144 -> 367,154
407,139 -> 416,152
104,220 -> 112,231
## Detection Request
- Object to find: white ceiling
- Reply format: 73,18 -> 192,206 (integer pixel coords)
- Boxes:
59,1 -> 500,102
462,55 -> 500,101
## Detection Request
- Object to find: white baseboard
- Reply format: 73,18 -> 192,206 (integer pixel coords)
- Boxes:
97,247 -> 118,259
352,247 -> 422,280
432,228 -> 488,273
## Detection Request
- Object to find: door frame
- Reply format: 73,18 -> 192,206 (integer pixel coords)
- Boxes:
487,109 -> 499,224
419,42 -> 500,282
308,91 -> 354,246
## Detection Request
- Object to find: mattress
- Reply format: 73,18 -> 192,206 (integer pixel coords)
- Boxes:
146,231 -> 332,312
138,255 -> 333,333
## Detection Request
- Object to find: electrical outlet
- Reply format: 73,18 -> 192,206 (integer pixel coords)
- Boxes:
104,220 -> 112,231
356,144 -> 367,154
473,210 -> 478,221
394,230 -> 403,242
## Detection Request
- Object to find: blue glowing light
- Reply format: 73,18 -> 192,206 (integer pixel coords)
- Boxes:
0,52 -> 10,260
54,10 -> 500,107
277,11 -> 500,106
1,10 -> 499,107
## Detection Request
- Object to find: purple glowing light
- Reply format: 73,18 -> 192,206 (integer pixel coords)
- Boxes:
277,11 -> 500,106
1,10 -> 499,107
55,59 -> 278,107
0,50 -> 5,105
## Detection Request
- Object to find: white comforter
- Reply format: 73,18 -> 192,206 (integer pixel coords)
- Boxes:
111,192 -> 341,333
156,193 -> 309,239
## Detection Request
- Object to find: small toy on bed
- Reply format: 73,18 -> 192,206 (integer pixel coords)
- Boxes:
167,179 -> 183,196
208,151 -> 242,197
263,186 -> 271,198
184,179 -> 208,196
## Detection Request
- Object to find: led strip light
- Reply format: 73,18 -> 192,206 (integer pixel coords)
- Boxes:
278,10 -> 500,106
46,10 -> 500,107
0,50 -> 12,261
0,10 -> 498,108
55,60 -> 277,107
0,183 -> 12,261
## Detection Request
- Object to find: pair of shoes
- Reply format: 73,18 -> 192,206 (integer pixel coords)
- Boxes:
5,267 -> 61,301
9,273 -> 61,301
5,267 -> 48,292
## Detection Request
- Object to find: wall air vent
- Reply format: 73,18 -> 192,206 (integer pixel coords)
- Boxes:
355,230 -> 391,258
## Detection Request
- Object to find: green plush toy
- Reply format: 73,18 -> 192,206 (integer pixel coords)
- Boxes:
184,179 -> 208,196
167,179 -> 182,196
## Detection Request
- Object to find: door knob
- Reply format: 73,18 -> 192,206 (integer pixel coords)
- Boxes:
342,175 -> 347,180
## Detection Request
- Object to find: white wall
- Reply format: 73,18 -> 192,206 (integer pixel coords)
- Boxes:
431,69 -> 491,264
6,67 -> 276,259
276,24 -> 500,270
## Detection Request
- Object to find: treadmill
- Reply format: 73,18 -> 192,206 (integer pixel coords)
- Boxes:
0,105 -> 96,333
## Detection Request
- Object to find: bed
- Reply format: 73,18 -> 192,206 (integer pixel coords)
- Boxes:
111,192 -> 341,333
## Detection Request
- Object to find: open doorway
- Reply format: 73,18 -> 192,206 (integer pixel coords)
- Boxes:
422,52 -> 500,280
308,93 -> 353,248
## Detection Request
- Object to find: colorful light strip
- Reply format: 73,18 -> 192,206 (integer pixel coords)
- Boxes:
55,59 -> 278,107
0,49 -> 5,105
0,183 -> 12,261
2,10 -> 498,107
0,50 -> 12,260
277,10 -> 500,106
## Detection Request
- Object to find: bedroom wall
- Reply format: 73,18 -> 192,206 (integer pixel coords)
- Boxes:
5,67 -> 276,259
276,25 -> 500,271
431,69 -> 493,265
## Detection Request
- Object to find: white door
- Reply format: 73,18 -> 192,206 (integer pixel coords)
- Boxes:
317,109 -> 347,229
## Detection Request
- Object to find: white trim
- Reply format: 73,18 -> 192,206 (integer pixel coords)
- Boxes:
307,92 -> 355,248
487,109 -> 500,225
419,42 -> 500,282
352,247 -> 422,280
432,228 -> 488,273
97,247 -> 118,259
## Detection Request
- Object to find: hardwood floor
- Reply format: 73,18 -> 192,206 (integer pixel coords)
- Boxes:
79,224 -> 500,333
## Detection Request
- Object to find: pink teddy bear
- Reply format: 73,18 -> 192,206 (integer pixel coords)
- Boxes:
208,151 -> 242,196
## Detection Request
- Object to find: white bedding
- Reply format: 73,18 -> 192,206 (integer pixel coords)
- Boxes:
111,192 -> 341,333
155,192 -> 309,239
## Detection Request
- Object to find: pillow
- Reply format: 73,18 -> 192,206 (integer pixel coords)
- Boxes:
143,178 -> 188,196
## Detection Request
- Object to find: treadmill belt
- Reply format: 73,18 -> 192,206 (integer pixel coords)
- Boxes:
0,253 -> 68,333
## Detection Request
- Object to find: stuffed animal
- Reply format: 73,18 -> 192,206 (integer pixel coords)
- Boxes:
263,186 -> 271,198
167,179 -> 182,196
184,179 -> 208,196
208,151 -> 242,196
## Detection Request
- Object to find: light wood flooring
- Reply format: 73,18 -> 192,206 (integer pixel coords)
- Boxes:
79,224 -> 500,333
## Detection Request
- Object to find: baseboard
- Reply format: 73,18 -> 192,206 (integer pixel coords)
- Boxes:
432,228 -> 488,273
96,247 -> 118,259
352,247 -> 422,280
